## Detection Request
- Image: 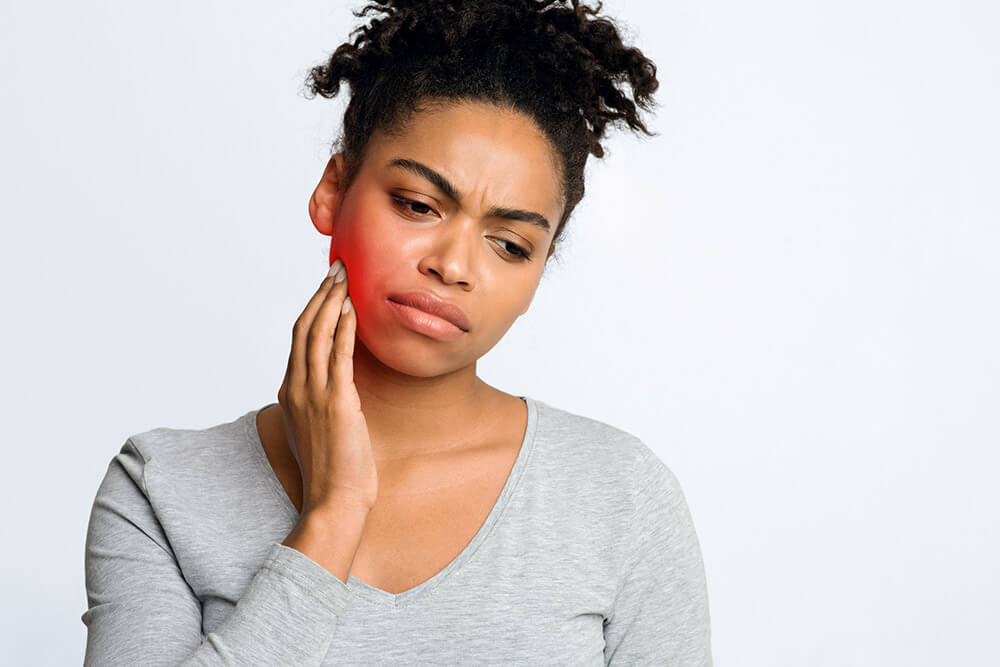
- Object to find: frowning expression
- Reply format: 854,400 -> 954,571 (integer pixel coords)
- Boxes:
321,100 -> 564,375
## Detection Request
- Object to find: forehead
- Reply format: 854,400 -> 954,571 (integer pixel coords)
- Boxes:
367,101 -> 564,225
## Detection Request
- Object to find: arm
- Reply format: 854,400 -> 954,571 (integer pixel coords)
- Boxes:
603,450 -> 713,666
82,439 -> 366,666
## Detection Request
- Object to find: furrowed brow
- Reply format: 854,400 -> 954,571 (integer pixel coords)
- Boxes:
386,157 -> 551,232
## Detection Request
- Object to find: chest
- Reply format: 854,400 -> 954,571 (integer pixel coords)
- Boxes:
347,455 -> 517,594
262,405 -> 527,596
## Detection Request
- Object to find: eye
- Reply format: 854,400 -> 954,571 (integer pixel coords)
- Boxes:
391,194 -> 532,262
390,194 -> 436,218
490,238 -> 532,262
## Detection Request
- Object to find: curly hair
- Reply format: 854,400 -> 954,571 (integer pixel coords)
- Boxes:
302,0 -> 660,264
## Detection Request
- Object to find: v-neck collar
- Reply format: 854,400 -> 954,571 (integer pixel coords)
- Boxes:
243,395 -> 540,607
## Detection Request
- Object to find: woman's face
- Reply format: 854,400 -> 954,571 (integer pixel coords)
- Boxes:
319,100 -> 563,378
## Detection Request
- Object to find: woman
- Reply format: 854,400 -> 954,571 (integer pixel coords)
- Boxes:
82,0 -> 712,664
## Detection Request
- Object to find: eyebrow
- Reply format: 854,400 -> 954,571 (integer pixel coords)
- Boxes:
385,157 -> 552,233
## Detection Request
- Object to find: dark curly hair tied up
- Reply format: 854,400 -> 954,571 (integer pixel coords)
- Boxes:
303,0 -> 660,261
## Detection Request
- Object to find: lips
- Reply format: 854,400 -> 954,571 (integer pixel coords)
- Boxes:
386,291 -> 471,332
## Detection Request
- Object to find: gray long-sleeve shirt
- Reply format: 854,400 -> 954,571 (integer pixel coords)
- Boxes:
82,395 -> 712,665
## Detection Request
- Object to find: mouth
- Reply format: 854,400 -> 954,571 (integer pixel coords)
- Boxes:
386,298 -> 469,340
386,292 -> 471,332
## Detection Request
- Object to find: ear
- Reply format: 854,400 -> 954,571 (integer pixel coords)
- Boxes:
308,153 -> 347,236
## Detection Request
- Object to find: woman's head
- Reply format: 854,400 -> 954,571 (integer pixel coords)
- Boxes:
303,0 -> 659,377
307,0 -> 660,264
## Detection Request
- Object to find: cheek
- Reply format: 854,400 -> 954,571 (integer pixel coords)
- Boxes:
337,247 -> 394,317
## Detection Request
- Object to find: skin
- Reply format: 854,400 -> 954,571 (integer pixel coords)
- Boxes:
260,99 -> 564,499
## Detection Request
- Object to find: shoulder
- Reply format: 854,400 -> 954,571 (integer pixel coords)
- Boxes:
525,398 -> 698,577
95,410 -> 258,506
123,410 -> 252,467
529,397 -> 677,507
531,396 -> 663,473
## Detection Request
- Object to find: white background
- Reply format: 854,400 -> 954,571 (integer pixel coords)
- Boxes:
1,1 -> 997,664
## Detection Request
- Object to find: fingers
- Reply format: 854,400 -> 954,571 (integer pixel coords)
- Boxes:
329,292 -> 356,390
290,275 -> 338,390
307,273 -> 350,388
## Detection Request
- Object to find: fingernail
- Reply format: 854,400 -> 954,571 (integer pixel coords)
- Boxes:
333,264 -> 347,283
342,296 -> 352,314
327,259 -> 343,278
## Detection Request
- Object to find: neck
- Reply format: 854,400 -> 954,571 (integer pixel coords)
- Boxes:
349,336 -> 499,464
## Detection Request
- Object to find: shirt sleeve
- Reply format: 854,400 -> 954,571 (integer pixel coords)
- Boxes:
603,447 -> 713,666
82,438 -> 357,666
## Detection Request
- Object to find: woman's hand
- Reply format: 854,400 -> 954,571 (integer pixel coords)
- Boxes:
276,259 -> 378,514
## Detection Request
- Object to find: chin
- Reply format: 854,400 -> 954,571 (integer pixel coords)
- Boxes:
354,327 -> 463,377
